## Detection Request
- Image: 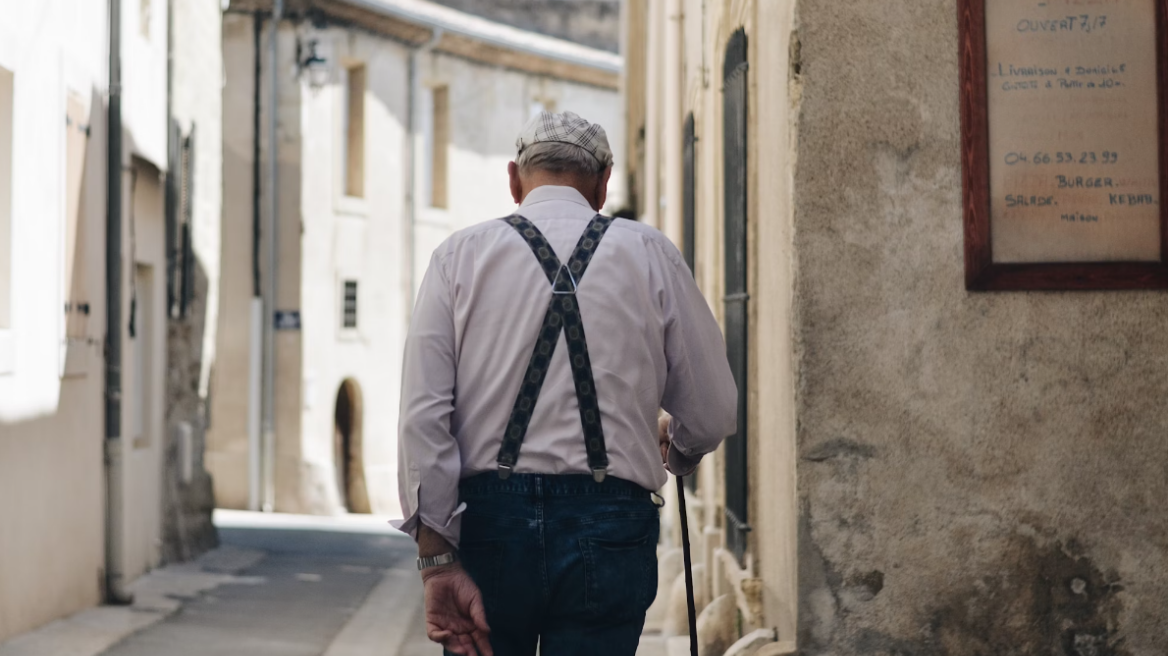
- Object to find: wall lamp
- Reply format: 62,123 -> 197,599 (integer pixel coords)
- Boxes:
297,39 -> 330,90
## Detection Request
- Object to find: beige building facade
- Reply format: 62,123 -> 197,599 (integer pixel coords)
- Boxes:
0,0 -> 223,642
628,0 -> 1168,654
209,0 -> 624,517
0,4 -> 112,638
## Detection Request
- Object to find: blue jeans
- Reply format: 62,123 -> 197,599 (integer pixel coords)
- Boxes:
447,472 -> 661,656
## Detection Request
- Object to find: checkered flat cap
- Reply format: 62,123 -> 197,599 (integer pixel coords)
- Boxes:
516,111 -> 613,168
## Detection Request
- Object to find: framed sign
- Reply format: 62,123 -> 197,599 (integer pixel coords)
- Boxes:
960,0 -> 1168,290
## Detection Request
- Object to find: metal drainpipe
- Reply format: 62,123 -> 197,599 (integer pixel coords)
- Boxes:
643,0 -> 662,229
104,0 -> 133,605
663,0 -> 682,245
261,0 -> 284,513
406,28 -> 443,307
247,11 -> 264,512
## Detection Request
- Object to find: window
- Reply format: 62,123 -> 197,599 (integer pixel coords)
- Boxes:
343,65 -> 366,198
430,86 -> 449,209
722,28 -> 750,563
341,280 -> 358,329
0,65 -> 13,333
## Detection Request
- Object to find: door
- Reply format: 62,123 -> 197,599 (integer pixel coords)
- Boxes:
722,27 -> 750,563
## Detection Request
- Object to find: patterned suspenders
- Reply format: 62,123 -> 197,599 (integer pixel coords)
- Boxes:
496,214 -> 615,483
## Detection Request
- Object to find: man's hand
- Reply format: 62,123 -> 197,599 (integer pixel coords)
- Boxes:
422,564 -> 493,656
658,412 -> 672,466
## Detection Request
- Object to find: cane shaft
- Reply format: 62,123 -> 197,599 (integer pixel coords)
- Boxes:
676,475 -> 699,656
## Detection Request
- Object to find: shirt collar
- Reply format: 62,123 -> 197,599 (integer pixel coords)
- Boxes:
518,185 -> 594,213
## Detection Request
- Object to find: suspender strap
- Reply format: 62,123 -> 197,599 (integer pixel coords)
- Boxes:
496,214 -> 615,482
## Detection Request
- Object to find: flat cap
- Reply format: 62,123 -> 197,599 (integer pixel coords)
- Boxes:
516,111 -> 613,168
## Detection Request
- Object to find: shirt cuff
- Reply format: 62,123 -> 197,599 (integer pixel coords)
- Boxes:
667,443 -> 703,477
390,502 -> 467,549
666,416 -> 705,476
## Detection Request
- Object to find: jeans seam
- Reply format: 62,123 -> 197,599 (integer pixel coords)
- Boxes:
538,480 -> 550,606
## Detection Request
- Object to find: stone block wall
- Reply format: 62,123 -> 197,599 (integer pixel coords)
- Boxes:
162,0 -> 224,562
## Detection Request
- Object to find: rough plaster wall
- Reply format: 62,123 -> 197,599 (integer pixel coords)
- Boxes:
206,13 -> 258,511
792,1 -> 1168,654
428,0 -> 621,52
208,18 -> 308,515
273,23 -> 308,514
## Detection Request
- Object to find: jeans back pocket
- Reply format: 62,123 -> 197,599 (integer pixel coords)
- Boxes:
580,531 -> 659,621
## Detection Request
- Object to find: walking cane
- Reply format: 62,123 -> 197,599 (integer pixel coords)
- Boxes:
675,475 -> 699,656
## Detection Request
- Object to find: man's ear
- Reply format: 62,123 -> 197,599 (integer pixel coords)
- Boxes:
595,166 -> 612,211
508,161 -> 523,205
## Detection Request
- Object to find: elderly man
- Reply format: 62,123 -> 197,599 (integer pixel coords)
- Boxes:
395,111 -> 737,656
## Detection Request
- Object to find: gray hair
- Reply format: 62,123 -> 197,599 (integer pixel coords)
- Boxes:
517,141 -> 605,178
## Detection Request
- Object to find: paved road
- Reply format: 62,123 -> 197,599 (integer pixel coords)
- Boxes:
88,511 -> 665,656
99,515 -> 434,656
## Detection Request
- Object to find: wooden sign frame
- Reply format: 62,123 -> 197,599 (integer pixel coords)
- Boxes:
960,0 -> 1168,290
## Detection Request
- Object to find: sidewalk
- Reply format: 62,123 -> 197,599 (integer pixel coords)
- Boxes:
0,511 -> 415,656
0,545 -> 267,656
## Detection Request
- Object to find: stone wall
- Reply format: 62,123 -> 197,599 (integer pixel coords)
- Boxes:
792,1 -> 1168,653
429,0 -> 621,52
162,0 -> 223,562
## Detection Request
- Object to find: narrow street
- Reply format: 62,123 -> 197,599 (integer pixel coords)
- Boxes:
99,513 -> 435,656
1,510 -> 672,655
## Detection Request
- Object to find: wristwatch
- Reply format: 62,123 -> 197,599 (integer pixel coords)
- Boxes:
417,552 -> 459,570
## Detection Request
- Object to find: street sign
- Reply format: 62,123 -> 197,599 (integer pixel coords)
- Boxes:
274,310 -> 301,331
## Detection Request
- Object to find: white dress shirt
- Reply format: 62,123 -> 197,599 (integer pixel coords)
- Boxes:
393,186 -> 737,547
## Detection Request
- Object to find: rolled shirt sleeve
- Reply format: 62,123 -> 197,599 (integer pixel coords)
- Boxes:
391,251 -> 466,548
657,242 -> 738,474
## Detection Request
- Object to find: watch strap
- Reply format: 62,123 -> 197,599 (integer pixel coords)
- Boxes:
417,552 -> 458,570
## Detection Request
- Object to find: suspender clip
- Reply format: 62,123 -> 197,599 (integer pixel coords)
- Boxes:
592,467 -> 607,484
551,265 -> 578,295
498,464 -> 513,480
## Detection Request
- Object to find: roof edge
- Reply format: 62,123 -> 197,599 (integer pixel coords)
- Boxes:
339,0 -> 622,74
227,0 -> 622,80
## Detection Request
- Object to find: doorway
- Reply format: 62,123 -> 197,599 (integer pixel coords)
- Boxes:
333,378 -> 370,513
722,27 -> 750,563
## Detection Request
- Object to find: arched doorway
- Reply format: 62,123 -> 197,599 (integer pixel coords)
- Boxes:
333,378 -> 371,513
